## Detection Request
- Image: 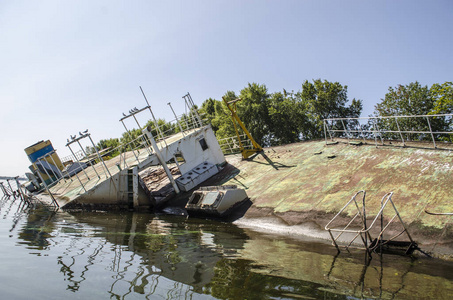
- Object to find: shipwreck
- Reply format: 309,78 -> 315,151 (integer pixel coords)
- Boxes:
21,92 -> 237,211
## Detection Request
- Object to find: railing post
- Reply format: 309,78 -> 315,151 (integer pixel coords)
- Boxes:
325,119 -> 334,142
341,119 -> 350,143
372,119 -> 378,147
35,169 -> 60,207
144,125 -> 180,194
358,121 -> 366,144
394,117 -> 405,147
64,147 -> 87,193
426,116 -> 437,149
76,140 -> 101,179
37,157 -> 57,185
168,102 -> 185,136
67,144 -> 91,181
0,182 -> 11,197
87,134 -> 113,179
183,92 -> 203,127
47,151 -> 67,182
130,114 -> 153,155
120,120 -> 141,164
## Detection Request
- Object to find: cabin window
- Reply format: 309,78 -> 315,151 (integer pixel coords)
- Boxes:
199,138 -> 208,151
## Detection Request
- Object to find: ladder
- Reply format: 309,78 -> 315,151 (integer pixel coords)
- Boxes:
325,191 -> 418,255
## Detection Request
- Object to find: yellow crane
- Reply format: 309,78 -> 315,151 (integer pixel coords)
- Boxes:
222,96 -> 262,159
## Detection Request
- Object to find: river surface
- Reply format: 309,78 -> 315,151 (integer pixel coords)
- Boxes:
0,195 -> 452,300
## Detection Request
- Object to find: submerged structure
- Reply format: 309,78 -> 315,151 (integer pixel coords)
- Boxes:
185,185 -> 248,216
22,92 -> 226,210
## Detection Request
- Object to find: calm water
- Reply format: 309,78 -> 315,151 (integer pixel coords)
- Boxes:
0,196 -> 452,299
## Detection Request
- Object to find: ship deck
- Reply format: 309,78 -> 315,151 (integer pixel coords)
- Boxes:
47,129 -> 198,207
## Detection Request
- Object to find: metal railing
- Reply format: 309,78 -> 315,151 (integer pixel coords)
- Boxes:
324,114 -> 453,149
60,150 -> 84,164
0,177 -> 51,209
29,91 -> 207,201
218,134 -> 253,155
325,191 -> 417,255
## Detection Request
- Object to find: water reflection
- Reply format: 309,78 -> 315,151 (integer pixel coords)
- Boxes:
70,213 -> 249,295
4,199 -> 453,299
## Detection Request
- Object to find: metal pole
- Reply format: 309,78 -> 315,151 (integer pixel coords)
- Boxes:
147,106 -> 166,145
144,125 -> 180,194
372,119 -> 378,147
131,114 -> 153,155
184,93 -> 203,127
426,116 -> 437,149
6,179 -> 15,194
65,146 -> 87,192
0,182 -> 10,197
14,177 -> 27,204
140,86 -> 166,143
394,117 -> 405,147
87,134 -> 113,179
228,137 -> 234,153
76,140 -> 101,179
120,147 -> 129,169
183,96 -> 197,129
47,151 -> 67,182
168,102 -> 185,136
37,157 -> 57,185
0,182 -> 5,196
362,191 -> 368,252
67,144 -> 90,181
341,120 -> 350,143
35,168 -> 61,207
358,122 -> 366,144
375,119 -> 385,145
325,120 -> 334,141
120,120 -> 141,164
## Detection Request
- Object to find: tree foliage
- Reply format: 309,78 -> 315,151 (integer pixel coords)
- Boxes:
298,79 -> 362,140
430,82 -> 453,115
199,80 -> 363,147
372,81 -> 453,141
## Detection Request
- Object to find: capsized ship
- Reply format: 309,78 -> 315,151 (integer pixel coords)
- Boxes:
14,91 -> 453,259
21,92 -> 233,211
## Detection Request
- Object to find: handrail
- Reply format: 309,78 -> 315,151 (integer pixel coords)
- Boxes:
324,113 -> 453,149
218,134 -> 254,155
325,191 -> 417,255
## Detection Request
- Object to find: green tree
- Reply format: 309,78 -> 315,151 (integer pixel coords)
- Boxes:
298,79 -> 362,139
237,83 -> 271,146
199,98 -> 231,138
429,81 -> 453,140
120,128 -> 144,151
199,80 -> 362,147
430,82 -> 453,114
145,118 -> 176,138
374,82 -> 432,116
267,91 -> 304,145
85,138 -> 121,160
372,82 -> 435,141
214,91 -> 240,142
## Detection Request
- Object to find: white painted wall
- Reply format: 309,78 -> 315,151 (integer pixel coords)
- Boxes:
158,125 -> 225,175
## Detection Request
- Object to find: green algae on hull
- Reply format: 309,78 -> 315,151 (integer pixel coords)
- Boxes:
223,140 -> 453,257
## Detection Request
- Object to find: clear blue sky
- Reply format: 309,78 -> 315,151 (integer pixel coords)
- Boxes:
1,0 -> 452,177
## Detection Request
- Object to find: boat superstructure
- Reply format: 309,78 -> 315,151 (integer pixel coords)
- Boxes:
23,92 -> 226,210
